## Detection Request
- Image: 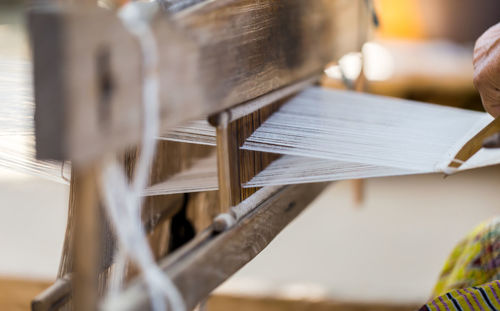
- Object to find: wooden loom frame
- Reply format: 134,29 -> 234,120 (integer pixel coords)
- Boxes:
29,0 -> 370,310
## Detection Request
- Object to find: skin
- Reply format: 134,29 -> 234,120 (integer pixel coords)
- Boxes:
474,23 -> 500,148
474,22 -> 500,118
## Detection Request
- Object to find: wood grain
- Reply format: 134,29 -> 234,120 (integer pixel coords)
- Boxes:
30,0 -> 367,163
104,182 -> 329,310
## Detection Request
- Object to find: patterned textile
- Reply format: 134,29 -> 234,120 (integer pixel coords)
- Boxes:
433,218 -> 500,296
420,217 -> 500,311
420,281 -> 500,311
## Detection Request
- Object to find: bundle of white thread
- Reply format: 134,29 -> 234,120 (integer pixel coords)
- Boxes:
99,2 -> 185,310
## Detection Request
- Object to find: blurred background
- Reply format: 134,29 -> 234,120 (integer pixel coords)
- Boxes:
2,0 -> 500,310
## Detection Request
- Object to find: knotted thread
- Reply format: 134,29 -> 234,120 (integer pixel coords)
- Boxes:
99,2 -> 185,310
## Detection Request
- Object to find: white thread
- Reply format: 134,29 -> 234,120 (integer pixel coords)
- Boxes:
99,2 -> 185,311
242,87 -> 494,173
159,88 -> 498,177
213,212 -> 236,232
141,153 -> 419,195
244,155 -> 418,188
442,166 -> 459,176
144,154 -> 218,196
154,87 -> 500,190
0,59 -> 71,184
149,86 -> 500,193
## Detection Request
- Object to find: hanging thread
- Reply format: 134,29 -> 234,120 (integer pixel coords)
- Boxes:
99,2 -> 185,311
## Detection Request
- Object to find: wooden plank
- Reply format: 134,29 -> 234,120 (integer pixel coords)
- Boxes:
30,0 -> 367,163
207,294 -> 419,311
103,182 -> 329,310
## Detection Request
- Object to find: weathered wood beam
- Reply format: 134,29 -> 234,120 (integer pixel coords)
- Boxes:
30,0 -> 367,164
103,182 -> 330,310
31,278 -> 71,311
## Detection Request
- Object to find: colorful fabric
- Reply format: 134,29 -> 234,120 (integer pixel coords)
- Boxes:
420,281 -> 500,311
420,217 -> 500,311
433,218 -> 500,297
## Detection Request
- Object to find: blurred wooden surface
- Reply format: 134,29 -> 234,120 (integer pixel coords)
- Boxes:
0,278 -> 419,311
207,294 -> 419,311
0,278 -> 51,311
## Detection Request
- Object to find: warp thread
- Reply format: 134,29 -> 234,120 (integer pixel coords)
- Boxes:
242,87 -> 493,173
99,2 -> 185,311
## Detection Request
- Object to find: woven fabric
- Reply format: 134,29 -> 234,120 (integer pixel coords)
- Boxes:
420,281 -> 500,311
420,217 -> 500,311
433,218 -> 500,297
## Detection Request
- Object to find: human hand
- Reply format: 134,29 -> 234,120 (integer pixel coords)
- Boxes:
474,23 -> 500,117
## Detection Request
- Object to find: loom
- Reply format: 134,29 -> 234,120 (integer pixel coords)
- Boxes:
28,0 -> 372,310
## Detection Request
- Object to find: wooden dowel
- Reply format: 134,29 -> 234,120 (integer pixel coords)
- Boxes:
103,182 -> 330,311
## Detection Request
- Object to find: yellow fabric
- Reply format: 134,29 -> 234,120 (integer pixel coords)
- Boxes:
432,218 -> 500,297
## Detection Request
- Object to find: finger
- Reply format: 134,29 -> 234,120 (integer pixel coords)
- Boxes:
477,85 -> 500,117
483,101 -> 500,118
483,132 -> 500,148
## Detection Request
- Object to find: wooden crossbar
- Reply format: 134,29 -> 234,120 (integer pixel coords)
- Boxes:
30,0 -> 366,164
104,183 -> 329,310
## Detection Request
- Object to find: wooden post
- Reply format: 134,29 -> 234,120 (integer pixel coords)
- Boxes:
73,166 -> 100,311
215,112 -> 241,211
